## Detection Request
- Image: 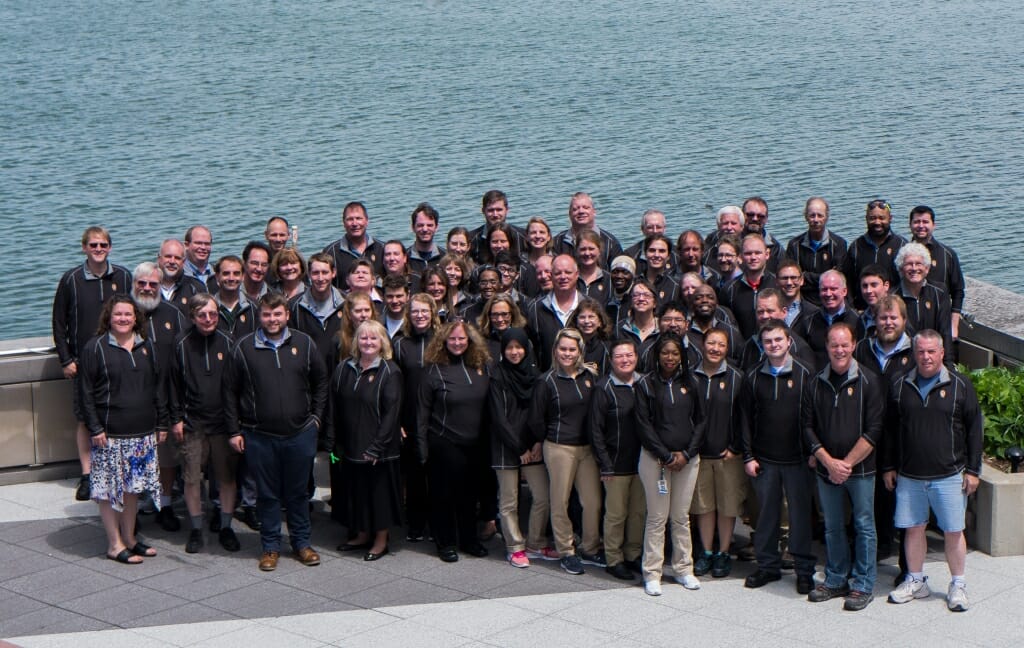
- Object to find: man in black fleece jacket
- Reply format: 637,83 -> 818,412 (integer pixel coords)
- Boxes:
225,293 -> 328,572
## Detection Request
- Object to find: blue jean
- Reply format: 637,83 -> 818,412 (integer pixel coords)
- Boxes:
244,423 -> 317,553
817,474 -> 877,593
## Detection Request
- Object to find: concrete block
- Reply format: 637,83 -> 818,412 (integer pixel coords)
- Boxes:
0,384 -> 36,468
33,380 -> 78,464
969,464 -> 1024,556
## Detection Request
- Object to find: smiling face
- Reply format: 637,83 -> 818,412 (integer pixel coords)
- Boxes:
110,302 -> 137,337
489,229 -> 511,256
760,327 -> 792,363
866,207 -> 891,239
776,266 -> 803,300
755,294 -> 785,327
535,256 -> 554,291
424,275 -> 447,301
574,307 -> 600,337
703,330 -> 728,366
192,300 -> 219,335
259,304 -> 289,336
716,243 -> 739,274
645,239 -> 670,271
245,248 -> 270,285
478,270 -> 500,301
308,260 -> 335,298
630,285 -> 655,315
554,336 -> 581,371
186,227 -> 212,266
910,212 -> 935,242
277,259 -> 302,283
265,219 -> 290,252
527,222 -> 551,251
409,298 -> 433,333
877,306 -> 906,344
413,212 -> 437,245
743,202 -> 768,233
692,284 -> 717,317
658,341 -> 683,376
569,195 -> 595,229
659,308 -> 687,336
552,256 -> 578,293
446,323 -> 469,356
443,262 -> 463,288
610,342 -> 637,379
826,326 -> 855,375
343,206 -> 368,239
158,240 -> 185,281
488,299 -> 513,332
819,272 -> 847,313
503,339 -> 526,365
741,238 -> 767,273
576,239 -> 601,269
217,259 -> 243,294
900,254 -> 928,287
133,270 -> 162,312
446,233 -> 469,258
83,233 -> 112,266
384,287 -> 408,317
718,212 -> 742,235
357,328 -> 383,360
860,275 -> 890,308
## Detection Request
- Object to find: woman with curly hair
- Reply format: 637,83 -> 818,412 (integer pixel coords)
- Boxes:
438,254 -> 472,316
477,293 -> 528,359
393,293 -> 441,541
416,319 -> 492,563
79,294 -> 166,564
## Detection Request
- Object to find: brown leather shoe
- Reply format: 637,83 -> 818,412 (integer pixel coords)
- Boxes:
296,546 -> 321,566
259,551 -> 280,572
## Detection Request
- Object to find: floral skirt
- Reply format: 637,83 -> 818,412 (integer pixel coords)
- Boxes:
90,434 -> 162,512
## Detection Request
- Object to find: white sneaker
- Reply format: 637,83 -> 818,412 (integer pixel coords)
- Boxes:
947,581 -> 969,612
675,574 -> 701,590
888,576 -> 931,604
644,580 -> 662,596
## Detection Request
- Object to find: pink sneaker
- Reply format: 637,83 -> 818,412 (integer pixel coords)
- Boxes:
526,546 -> 560,561
508,550 -> 530,568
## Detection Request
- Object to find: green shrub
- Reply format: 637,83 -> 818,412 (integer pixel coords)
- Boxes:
965,366 -> 1024,459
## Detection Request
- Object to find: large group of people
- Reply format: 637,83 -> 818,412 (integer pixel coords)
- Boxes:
52,190 -> 981,613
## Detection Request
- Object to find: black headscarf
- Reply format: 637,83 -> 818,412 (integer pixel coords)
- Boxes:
497,327 -> 539,403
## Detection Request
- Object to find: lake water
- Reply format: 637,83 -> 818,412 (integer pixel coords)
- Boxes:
3,0 -> 1023,341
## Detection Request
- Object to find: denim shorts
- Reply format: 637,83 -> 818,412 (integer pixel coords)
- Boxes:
894,473 -> 967,532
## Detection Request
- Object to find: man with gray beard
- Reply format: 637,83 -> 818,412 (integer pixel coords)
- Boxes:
132,262 -> 188,533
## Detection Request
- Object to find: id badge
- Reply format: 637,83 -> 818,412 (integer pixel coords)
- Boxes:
657,466 -> 668,495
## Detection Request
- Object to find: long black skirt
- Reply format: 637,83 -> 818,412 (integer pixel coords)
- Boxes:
342,458 -> 403,535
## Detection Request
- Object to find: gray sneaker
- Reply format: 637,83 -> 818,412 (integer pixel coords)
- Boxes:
888,576 -> 930,604
947,581 -> 969,612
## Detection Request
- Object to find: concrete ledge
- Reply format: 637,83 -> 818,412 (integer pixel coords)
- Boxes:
969,464 -> 1024,556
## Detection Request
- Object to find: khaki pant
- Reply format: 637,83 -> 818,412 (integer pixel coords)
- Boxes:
496,465 -> 551,554
602,474 -> 645,566
639,450 -> 700,582
543,441 -> 602,557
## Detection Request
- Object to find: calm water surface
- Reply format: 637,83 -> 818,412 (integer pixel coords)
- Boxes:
3,0 -> 1023,340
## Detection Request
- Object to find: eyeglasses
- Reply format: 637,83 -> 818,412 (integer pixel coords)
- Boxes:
867,199 -> 891,211
478,279 -> 499,286
490,312 -> 512,319
632,293 -> 653,302
743,211 -> 767,219
87,242 -> 110,249
777,275 -> 802,282
194,312 -> 218,320
497,266 -> 518,276
135,280 -> 159,288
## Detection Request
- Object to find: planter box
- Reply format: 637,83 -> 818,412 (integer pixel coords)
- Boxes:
969,464 -> 1024,556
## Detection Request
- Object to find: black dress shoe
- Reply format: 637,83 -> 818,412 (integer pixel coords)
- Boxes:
337,541 -> 372,552
796,575 -> 815,595
439,547 -> 459,563
606,563 -> 635,581
364,546 -> 390,561
238,506 -> 261,531
744,570 -> 782,588
219,527 -> 241,552
208,507 -> 222,533
157,507 -> 181,532
623,558 -> 643,574
185,529 -> 203,554
460,544 -> 488,558
75,475 -> 91,501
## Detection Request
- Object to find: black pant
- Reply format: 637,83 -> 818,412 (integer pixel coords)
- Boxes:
427,435 -> 478,550
751,462 -> 816,577
401,436 -> 429,533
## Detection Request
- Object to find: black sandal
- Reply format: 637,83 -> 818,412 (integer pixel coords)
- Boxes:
107,548 -> 142,564
128,541 -> 157,557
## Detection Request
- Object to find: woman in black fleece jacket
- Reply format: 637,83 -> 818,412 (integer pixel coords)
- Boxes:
416,318 -> 492,563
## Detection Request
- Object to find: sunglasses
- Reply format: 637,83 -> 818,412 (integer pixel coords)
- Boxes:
867,199 -> 891,211
87,242 -> 111,249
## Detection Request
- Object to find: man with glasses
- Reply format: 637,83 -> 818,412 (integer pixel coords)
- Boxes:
242,242 -> 272,304
132,262 -> 189,532
53,226 -> 133,501
494,251 -> 532,305
183,225 -> 215,286
740,197 -> 783,274
775,259 -> 819,330
843,200 -> 906,310
785,197 -> 847,308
